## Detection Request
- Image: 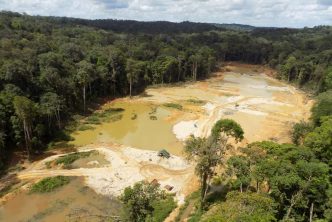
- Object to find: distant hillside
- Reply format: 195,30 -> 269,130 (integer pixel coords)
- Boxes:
212,23 -> 257,31
43,17 -> 225,34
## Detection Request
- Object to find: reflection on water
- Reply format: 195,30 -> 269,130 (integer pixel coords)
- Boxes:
71,102 -> 183,155
0,177 -> 122,222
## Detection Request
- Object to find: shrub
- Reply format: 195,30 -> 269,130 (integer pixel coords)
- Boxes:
187,99 -> 205,105
85,116 -> 101,124
121,181 -> 177,222
77,124 -> 95,131
30,176 -> 70,193
150,195 -> 177,222
107,114 -> 123,122
55,151 -> 94,168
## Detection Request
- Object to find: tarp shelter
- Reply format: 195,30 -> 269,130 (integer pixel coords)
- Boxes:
158,149 -> 170,159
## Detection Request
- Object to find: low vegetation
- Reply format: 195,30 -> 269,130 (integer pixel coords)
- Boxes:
175,191 -> 200,222
187,99 -> 206,105
77,125 -> 95,131
55,151 -> 95,168
201,191 -> 276,222
121,181 -> 177,222
163,103 -> 183,110
30,176 -> 70,193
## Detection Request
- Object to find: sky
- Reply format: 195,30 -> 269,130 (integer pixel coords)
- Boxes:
0,0 -> 331,28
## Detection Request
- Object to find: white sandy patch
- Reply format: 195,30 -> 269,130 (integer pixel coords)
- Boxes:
87,160 -> 100,166
18,145 -> 194,203
202,102 -> 216,114
122,147 -> 189,170
249,85 -> 291,92
243,98 -> 292,107
173,120 -> 199,141
239,109 -> 268,116
224,96 -> 244,103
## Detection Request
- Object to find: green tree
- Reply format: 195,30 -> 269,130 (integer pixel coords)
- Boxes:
75,60 -> 95,112
13,96 -> 37,160
184,119 -> 244,208
281,56 -> 298,82
304,116 -> 332,166
292,121 -> 313,145
120,181 -> 173,222
40,92 -> 63,128
126,58 -> 142,97
253,143 -> 329,221
311,90 -> 332,125
201,191 -> 276,222
227,156 -> 251,193
323,66 -> 332,90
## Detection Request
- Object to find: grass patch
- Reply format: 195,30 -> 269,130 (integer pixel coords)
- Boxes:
82,107 -> 125,125
188,208 -> 203,222
77,124 -> 95,131
104,114 -> 123,122
85,116 -> 101,125
151,195 -> 177,222
163,103 -> 183,110
0,185 -> 13,198
55,151 -> 95,168
45,161 -> 52,169
30,176 -> 70,193
187,99 -> 205,105
175,191 -> 200,222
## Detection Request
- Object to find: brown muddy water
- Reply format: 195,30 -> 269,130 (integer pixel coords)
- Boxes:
0,177 -> 122,222
70,101 -> 183,154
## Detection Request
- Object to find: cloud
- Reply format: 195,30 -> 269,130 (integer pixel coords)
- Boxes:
317,0 -> 332,6
0,0 -> 331,27
97,0 -> 129,9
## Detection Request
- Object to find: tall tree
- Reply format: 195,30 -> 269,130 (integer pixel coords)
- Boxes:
227,156 -> 251,193
75,60 -> 95,112
125,58 -> 142,97
185,119 -> 244,208
13,96 -> 37,160
40,92 -> 63,128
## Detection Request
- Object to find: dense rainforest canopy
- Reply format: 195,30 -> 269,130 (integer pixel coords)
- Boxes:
0,10 -> 332,222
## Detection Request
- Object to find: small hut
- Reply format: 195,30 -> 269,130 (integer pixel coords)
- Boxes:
158,149 -> 170,159
164,185 -> 174,191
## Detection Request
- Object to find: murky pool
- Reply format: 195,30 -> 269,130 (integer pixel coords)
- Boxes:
0,177 -> 122,222
70,102 -> 183,155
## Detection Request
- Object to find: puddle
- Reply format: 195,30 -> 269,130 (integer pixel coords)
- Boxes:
70,102 -> 183,155
71,152 -> 110,169
0,177 -> 122,222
